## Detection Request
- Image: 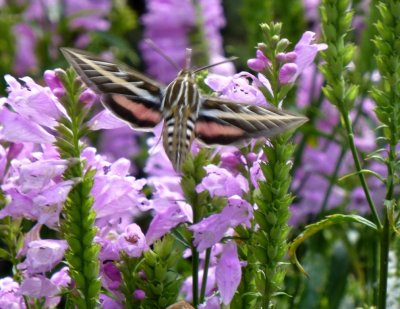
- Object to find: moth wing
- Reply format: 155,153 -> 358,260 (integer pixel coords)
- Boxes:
195,96 -> 308,145
61,48 -> 163,130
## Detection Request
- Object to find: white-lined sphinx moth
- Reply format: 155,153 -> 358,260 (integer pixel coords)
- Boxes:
61,48 -> 307,171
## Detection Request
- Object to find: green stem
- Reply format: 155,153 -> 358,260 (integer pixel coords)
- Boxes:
192,245 -> 199,308
378,208 -> 390,309
57,70 -> 100,308
320,96 -> 366,213
192,191 -> 201,308
200,248 -> 211,303
378,142 -> 396,309
341,112 -> 382,228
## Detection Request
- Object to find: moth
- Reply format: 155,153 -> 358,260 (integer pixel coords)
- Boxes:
61,47 -> 307,171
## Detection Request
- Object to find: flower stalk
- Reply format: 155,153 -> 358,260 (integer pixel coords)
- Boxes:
249,23 -> 297,308
318,0 -> 382,226
371,2 -> 400,307
56,69 -> 101,308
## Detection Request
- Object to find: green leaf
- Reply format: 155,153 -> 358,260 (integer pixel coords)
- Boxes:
289,214 -> 377,275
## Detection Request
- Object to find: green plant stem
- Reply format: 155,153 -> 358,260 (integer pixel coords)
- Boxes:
192,245 -> 199,308
341,112 -> 382,228
378,207 -> 390,309
192,194 -> 201,308
378,141 -> 396,309
57,70 -> 100,308
200,248 -> 211,303
320,96 -> 366,213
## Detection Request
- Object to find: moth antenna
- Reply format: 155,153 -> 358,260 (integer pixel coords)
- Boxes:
143,38 -> 180,71
193,56 -> 238,73
185,48 -> 192,71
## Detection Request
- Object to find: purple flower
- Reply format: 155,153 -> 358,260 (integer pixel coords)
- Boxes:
205,72 -> 267,106
79,88 -> 97,107
65,0 -> 111,32
11,158 -> 69,194
44,70 -> 65,98
215,241 -> 242,305
88,110 -> 127,131
95,229 -> 120,261
98,126 -> 140,167
101,262 -> 122,290
219,149 -> 243,172
290,173 -> 345,225
145,127 -> 178,176
296,63 -> 324,108
141,0 -> 233,82
0,107 -> 55,144
0,150 -> 75,228
190,214 -> 230,252
17,239 -> 67,274
189,196 -> 253,252
198,0 -> 234,76
146,200 -> 192,245
199,296 -> 221,309
140,0 -> 195,83
247,50 -> 270,72
196,165 -> 249,197
4,75 -> 66,128
0,277 -> 25,309
181,267 -> 216,302
50,266 -> 71,289
13,23 -> 37,75
133,289 -> 146,300
279,63 -> 298,84
86,154 -> 150,222
20,276 -> 59,298
100,294 -> 123,309
302,0 -> 321,25
278,31 -> 327,84
116,224 -> 148,258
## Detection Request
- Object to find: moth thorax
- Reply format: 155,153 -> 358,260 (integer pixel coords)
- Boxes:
163,73 -> 199,111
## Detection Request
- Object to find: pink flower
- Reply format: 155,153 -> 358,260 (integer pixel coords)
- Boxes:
247,50 -> 270,72
215,241 -> 242,305
279,31 -> 327,84
20,276 -> 59,298
133,289 -> 146,300
101,262 -> 122,290
17,239 -> 67,274
0,277 -> 25,309
205,72 -> 267,105
146,201 -> 192,244
196,165 -> 249,197
117,224 -> 148,257
189,196 -> 253,251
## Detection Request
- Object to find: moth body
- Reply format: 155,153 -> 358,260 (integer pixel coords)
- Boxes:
162,69 -> 200,170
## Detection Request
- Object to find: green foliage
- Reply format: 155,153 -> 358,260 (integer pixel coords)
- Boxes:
250,134 -> 295,308
56,69 -> 101,308
137,235 -> 184,309
371,1 -> 400,146
319,0 -> 358,112
0,7 -> 18,95
289,214 -> 377,275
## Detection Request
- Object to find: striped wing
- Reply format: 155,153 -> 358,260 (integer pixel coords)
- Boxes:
61,48 -> 164,130
195,96 -> 308,145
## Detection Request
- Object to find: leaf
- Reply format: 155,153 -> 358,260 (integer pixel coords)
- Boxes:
386,199 -> 399,235
0,248 -> 10,260
289,214 -> 377,275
